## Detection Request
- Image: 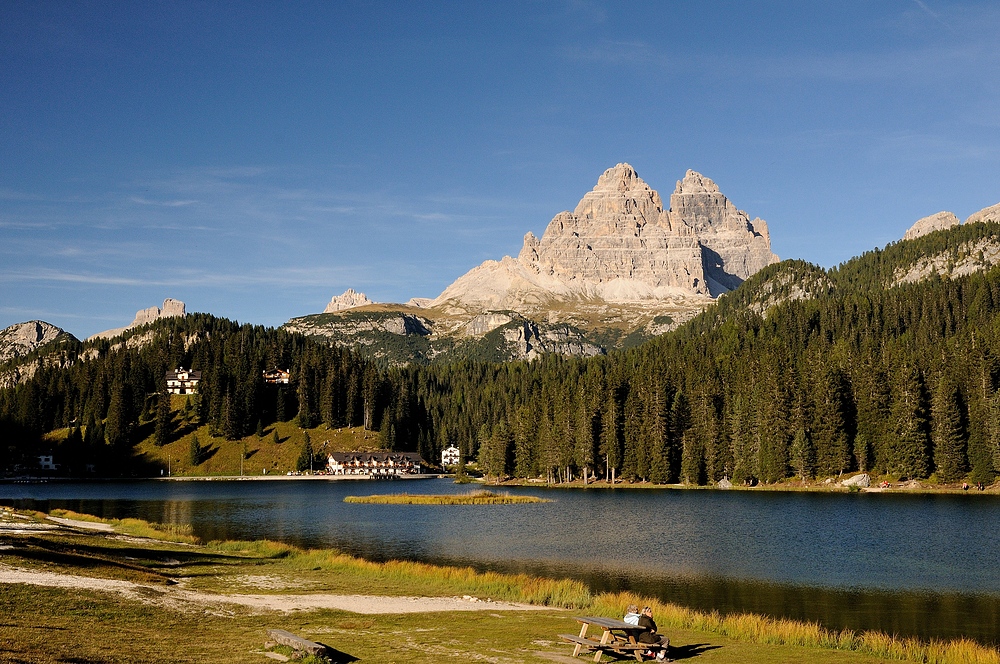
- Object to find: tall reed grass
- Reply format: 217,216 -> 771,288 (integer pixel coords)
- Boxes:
207,539 -> 591,607
590,592 -> 1000,664
48,508 -> 199,543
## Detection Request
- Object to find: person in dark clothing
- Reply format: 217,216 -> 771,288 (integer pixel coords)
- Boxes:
636,606 -> 670,660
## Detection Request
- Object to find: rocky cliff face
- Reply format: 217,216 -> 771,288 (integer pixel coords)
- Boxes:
668,170 -> 777,294
902,202 -> 1000,242
89,298 -> 187,341
324,289 -> 374,313
904,212 -> 961,240
296,163 -> 780,363
432,163 -> 777,312
0,320 -> 76,364
965,202 -> 1000,226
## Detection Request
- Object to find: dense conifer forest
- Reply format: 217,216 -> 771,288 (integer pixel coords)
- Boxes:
5,223 -> 1000,485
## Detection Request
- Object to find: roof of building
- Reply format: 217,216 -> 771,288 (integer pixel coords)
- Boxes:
328,451 -> 424,463
165,368 -> 202,380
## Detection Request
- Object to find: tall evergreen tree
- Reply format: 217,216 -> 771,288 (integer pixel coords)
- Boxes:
932,374 -> 967,482
889,364 -> 931,479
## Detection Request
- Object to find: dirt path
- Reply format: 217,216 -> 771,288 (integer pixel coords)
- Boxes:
0,565 -> 553,615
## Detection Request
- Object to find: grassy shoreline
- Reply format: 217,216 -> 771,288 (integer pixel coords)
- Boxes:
2,509 -> 999,663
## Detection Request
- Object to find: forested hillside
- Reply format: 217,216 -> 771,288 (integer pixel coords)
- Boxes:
378,222 -> 1000,485
5,223 -> 1000,485
0,315 -> 391,474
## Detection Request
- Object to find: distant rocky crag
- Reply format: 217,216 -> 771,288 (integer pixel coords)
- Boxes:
324,289 -> 374,313
903,204 -> 1000,241
289,163 -> 780,363
431,164 -> 778,314
0,321 -> 77,364
89,298 -> 186,341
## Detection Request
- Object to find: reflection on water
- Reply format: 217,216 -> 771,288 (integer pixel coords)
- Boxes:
3,478 -> 1000,643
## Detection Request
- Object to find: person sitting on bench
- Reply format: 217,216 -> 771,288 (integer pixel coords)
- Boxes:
637,606 -> 670,660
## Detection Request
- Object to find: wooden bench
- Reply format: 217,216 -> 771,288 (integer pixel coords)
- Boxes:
266,629 -> 328,657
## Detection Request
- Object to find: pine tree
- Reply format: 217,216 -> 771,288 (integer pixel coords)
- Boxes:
189,434 -> 202,466
482,420 -> 512,484
154,391 -> 172,447
889,365 -> 931,479
811,366 -> 851,477
296,431 -> 313,472
932,374 -> 967,482
789,427 -> 815,480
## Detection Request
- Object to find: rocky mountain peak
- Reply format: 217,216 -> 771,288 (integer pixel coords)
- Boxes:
965,202 -> 1000,226
433,163 -> 779,316
0,320 -> 75,363
324,289 -> 374,313
89,298 -> 186,341
593,162 -> 643,193
673,169 -> 720,196
904,211 -> 961,241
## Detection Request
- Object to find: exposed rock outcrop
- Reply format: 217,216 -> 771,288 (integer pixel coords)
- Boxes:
965,202 -> 1000,226
904,211 -> 960,241
841,473 -> 871,488
285,312 -> 432,340
324,289 -> 374,313
893,237 -> 1000,286
432,164 -> 778,315
89,298 -> 186,341
668,170 -> 777,294
0,321 -> 76,364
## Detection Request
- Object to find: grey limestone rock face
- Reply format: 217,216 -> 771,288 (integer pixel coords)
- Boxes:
520,163 -> 707,294
133,298 -> 186,326
903,211 -> 961,241
0,320 -> 74,363
435,163 -> 778,313
300,163 -> 780,363
965,202 -> 1000,226
89,298 -> 187,340
668,170 -> 778,295
324,289 -> 375,313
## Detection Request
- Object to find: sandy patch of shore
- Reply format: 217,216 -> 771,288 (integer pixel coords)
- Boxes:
0,565 -> 552,615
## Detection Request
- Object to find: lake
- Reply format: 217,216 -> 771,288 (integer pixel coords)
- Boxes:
2,477 -> 998,644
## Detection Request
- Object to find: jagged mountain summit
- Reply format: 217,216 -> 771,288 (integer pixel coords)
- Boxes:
324,289 -> 374,313
430,164 -> 778,316
288,164 -> 780,364
0,320 -> 77,364
903,202 -> 1000,241
89,298 -> 186,341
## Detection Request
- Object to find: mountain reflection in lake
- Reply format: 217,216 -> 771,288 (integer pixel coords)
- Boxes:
3,477 -> 999,644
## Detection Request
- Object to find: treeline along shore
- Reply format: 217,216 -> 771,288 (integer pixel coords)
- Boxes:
5,223 -> 1000,488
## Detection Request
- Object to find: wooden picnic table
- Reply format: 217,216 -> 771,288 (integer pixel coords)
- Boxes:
558,616 -> 666,662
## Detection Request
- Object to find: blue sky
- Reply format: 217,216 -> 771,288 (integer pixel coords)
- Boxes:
2,1 -> 1000,338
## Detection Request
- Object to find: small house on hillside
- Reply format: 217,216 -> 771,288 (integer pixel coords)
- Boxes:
262,368 -> 291,384
441,445 -> 460,467
327,452 -> 424,477
166,368 -> 202,394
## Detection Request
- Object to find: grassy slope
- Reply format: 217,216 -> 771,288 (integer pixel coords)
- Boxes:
45,394 -> 387,477
1,510 -> 994,664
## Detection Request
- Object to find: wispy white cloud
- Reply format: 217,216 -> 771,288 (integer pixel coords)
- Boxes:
0,265 -> 374,290
911,0 -> 952,29
129,196 -> 199,207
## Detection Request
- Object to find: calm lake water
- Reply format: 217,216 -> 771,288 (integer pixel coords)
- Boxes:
2,478 -> 999,644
